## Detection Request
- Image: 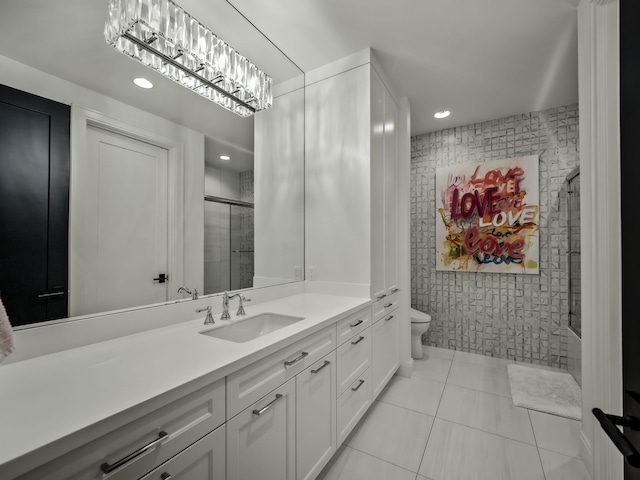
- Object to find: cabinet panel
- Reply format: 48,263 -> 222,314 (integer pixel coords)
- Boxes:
336,306 -> 371,346
139,425 -> 225,480
296,352 -> 337,480
226,324 -> 336,419
370,70 -> 386,300
337,368 -> 372,445
227,378 -> 296,480
372,312 -> 400,398
18,379 -> 226,480
336,327 -> 372,397
384,90 -> 398,293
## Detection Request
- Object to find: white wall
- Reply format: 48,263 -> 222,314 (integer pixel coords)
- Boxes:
254,87 -> 305,286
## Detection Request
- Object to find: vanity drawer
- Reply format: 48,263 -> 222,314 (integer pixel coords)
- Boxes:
336,306 -> 371,346
18,379 -> 226,480
336,327 -> 371,397
372,290 -> 400,324
337,368 -> 372,445
139,425 -> 226,480
226,324 -> 336,419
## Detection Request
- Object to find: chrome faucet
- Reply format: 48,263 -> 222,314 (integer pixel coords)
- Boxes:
221,291 -> 252,319
196,305 -> 214,325
177,286 -> 198,300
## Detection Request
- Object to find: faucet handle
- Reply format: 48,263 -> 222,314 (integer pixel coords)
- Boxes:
236,295 -> 251,316
196,306 -> 214,325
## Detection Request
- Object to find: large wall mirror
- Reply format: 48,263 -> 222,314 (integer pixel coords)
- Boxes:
0,0 -> 305,328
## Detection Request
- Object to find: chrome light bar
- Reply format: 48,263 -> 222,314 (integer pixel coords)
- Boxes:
104,0 -> 273,117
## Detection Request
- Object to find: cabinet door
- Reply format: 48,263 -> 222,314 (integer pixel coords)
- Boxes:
370,70 -> 386,301
296,352 -> 337,480
372,311 -> 400,397
227,378 -> 296,480
384,90 -> 398,293
139,425 -> 225,480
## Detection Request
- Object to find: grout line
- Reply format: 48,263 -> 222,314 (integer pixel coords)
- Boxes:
434,415 -> 538,448
345,444 -> 421,475
528,409 -> 548,480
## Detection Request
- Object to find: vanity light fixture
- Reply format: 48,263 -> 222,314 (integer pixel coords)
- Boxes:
133,77 -> 154,89
104,0 -> 273,117
220,155 -> 230,160
434,110 -> 451,119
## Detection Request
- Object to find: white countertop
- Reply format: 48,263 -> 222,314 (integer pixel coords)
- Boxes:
0,293 -> 370,478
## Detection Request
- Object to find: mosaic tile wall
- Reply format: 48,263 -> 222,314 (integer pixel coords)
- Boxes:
411,104 -> 579,368
239,170 -> 255,289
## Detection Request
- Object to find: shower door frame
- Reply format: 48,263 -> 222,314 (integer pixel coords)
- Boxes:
567,166 -> 581,338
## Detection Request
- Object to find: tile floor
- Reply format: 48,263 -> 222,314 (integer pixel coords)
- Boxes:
318,346 -> 591,480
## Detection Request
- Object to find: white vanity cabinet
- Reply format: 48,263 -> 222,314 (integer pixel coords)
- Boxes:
372,303 -> 400,398
226,378 -> 297,480
296,352 -> 337,480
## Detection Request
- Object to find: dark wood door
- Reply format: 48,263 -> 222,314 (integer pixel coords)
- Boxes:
0,84 -> 70,326
620,0 -> 640,477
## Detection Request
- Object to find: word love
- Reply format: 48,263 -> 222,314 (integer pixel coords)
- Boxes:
450,187 -> 535,227
463,227 -> 525,259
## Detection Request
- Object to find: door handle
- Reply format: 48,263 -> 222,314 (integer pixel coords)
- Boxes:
153,273 -> 169,283
592,408 -> 640,468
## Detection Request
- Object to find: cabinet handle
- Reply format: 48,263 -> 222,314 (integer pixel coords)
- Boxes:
351,379 -> 365,392
376,293 -> 387,300
349,319 -> 364,328
100,431 -> 169,474
253,393 -> 283,415
351,336 -> 365,345
311,360 -> 330,374
37,291 -> 65,298
385,315 -> 394,321
391,288 -> 400,293
161,473 -> 172,480
284,351 -> 309,366
384,303 -> 393,308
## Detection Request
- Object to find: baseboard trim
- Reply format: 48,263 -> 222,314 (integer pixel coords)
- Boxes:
397,358 -> 414,378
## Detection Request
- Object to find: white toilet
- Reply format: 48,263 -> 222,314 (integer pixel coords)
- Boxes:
410,308 -> 432,359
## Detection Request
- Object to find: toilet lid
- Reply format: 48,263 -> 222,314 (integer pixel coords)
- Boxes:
410,308 -> 431,323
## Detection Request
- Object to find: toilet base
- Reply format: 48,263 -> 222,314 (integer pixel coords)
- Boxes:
411,332 -> 425,359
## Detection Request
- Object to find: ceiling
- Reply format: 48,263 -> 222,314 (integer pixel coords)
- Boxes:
0,0 -> 578,144
231,0 -> 579,135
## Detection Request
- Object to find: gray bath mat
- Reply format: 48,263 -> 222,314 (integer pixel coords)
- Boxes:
507,364 -> 581,420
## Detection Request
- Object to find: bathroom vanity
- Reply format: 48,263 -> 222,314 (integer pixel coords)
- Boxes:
0,292 -> 401,480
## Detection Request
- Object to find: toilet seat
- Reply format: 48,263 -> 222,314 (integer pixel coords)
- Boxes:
410,308 -> 431,324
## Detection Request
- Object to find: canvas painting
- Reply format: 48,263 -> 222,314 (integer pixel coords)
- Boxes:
435,155 -> 540,274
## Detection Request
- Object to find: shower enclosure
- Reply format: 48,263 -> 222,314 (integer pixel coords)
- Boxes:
566,166 -> 581,385
567,167 -> 581,337
204,195 -> 254,294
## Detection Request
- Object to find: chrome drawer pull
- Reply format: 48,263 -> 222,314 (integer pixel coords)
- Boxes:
376,293 -> 387,300
161,473 -> 172,480
100,430 -> 169,474
351,336 -> 365,345
384,303 -> 393,308
311,360 -> 330,374
391,288 -> 400,293
385,315 -> 394,321
284,351 -> 309,366
349,319 -> 364,328
253,393 -> 283,415
351,379 -> 365,392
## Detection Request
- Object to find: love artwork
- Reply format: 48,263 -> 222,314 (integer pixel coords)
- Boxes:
435,156 -> 540,274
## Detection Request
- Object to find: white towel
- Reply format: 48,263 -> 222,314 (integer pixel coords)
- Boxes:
0,296 -> 15,363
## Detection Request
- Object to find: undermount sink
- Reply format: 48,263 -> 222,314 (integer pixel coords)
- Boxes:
200,313 -> 304,343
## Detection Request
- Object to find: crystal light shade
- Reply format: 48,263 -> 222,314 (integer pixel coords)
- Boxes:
104,0 -> 273,117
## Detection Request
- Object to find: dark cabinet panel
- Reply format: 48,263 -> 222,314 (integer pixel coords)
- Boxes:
0,84 -> 70,326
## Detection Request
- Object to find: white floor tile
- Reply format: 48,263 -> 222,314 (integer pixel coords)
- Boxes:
436,384 -> 536,444
419,419 -> 545,480
529,410 -> 582,457
454,350 -> 514,370
447,361 -> 512,397
515,361 -> 570,375
378,374 -> 445,416
347,401 -> 434,473
422,345 -> 455,360
417,476 -> 433,480
317,445 -> 416,480
412,355 -> 452,383
539,448 -> 592,480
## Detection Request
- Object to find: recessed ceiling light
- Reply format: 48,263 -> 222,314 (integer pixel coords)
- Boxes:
133,77 -> 153,89
434,110 -> 451,119
220,155 -> 231,161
